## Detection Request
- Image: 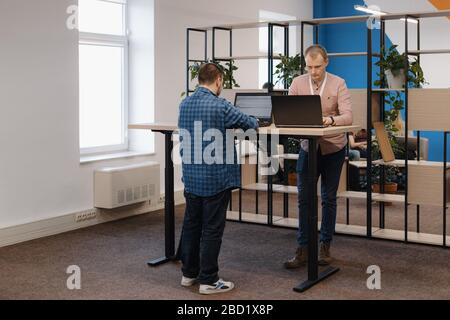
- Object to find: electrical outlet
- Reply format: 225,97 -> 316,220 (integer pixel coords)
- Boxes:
75,210 -> 97,223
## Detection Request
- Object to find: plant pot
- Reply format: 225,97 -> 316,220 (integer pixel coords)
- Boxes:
372,182 -> 398,194
372,182 -> 398,206
288,172 -> 297,186
385,69 -> 406,89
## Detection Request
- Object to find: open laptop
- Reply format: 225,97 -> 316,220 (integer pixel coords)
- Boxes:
271,95 -> 326,128
234,93 -> 272,127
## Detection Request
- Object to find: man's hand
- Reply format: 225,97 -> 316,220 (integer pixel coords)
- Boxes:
322,117 -> 333,126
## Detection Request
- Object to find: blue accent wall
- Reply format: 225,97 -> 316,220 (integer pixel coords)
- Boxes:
313,0 -> 449,161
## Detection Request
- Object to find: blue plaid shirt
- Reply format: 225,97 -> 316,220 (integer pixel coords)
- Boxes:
178,87 -> 259,197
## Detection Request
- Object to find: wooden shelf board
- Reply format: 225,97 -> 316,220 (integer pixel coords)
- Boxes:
272,153 -> 299,160
273,219 -> 374,236
372,88 -> 405,92
228,213 -> 450,246
349,160 -> 368,168
338,191 -> 405,203
338,191 -> 369,200
227,211 -> 283,224
374,159 -> 450,168
242,183 -> 298,194
215,55 -> 283,60
373,229 -> 450,246
409,49 -> 450,55
242,183 -> 273,192
273,218 -> 298,228
334,223 -> 376,236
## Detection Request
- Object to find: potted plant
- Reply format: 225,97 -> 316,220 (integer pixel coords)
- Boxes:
284,137 -> 301,186
370,164 -> 400,195
273,53 -> 303,88
375,45 -> 406,89
375,45 -> 428,89
181,59 -> 240,97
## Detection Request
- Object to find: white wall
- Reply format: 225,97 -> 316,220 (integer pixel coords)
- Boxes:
154,0 -> 313,192
0,0 -> 158,229
0,0 -> 82,227
0,0 -> 312,230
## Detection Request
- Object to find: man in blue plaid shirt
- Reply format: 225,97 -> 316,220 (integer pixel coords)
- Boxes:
178,63 -> 258,295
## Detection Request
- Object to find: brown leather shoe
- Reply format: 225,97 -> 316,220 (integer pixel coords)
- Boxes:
319,242 -> 332,266
284,246 -> 308,269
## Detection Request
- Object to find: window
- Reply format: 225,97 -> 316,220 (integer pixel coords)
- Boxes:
258,10 -> 297,89
79,0 -> 128,154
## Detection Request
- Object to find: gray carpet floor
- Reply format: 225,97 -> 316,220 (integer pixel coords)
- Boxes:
0,191 -> 449,300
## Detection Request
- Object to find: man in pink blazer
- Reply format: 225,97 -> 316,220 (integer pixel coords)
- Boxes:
284,45 -> 353,268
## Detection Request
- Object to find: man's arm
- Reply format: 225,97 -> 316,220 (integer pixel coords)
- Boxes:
223,100 -> 259,130
333,79 -> 353,126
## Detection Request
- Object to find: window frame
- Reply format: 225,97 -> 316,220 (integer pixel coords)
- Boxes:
79,0 -> 129,156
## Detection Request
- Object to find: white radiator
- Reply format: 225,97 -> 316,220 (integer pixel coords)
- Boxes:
94,161 -> 160,209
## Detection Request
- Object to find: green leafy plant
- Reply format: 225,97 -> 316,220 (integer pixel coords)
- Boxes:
375,45 -> 406,77
273,54 -> 303,88
409,59 -> 428,88
370,164 -> 400,185
220,60 -> 240,89
181,60 -> 240,97
384,91 -> 404,134
374,45 -> 428,88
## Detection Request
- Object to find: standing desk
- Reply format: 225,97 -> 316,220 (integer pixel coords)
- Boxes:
129,123 -> 360,292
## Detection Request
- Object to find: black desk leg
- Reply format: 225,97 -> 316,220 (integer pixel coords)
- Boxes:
294,138 -> 340,292
267,134 -> 273,226
148,131 -> 176,266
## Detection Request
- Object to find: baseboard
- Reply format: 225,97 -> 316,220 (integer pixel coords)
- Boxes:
0,190 -> 185,248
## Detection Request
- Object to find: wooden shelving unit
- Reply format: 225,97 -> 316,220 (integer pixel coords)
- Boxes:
188,9 -> 450,248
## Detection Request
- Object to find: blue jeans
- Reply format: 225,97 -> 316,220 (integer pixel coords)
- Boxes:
180,189 -> 231,285
296,147 -> 346,246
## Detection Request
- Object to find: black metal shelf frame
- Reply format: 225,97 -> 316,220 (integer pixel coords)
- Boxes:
186,11 -> 450,248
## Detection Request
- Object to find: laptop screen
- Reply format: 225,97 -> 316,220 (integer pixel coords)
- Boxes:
271,95 -> 324,127
234,94 -> 272,120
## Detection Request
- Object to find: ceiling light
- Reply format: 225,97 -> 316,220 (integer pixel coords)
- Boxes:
354,5 -> 419,24
354,5 -> 387,16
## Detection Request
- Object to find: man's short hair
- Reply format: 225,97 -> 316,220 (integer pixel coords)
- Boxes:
198,63 -> 223,85
305,44 -> 328,61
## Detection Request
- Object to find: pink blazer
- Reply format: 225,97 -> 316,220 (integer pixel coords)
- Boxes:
288,72 -> 353,155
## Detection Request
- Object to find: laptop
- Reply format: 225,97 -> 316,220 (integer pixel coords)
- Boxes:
234,93 -> 272,127
271,95 -> 326,128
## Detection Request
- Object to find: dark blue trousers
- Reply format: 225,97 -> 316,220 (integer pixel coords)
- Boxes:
180,189 -> 231,285
297,147 -> 346,246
